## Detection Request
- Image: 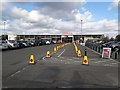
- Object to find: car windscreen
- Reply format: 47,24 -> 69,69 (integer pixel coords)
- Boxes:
9,40 -> 16,43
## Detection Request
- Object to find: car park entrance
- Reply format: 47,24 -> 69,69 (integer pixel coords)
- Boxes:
61,35 -> 73,43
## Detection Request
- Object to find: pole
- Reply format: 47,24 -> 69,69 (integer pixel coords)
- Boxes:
85,49 -> 87,56
81,20 -> 83,43
4,21 -> 5,35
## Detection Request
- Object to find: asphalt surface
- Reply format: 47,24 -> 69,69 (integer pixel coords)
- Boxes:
2,43 -> 119,88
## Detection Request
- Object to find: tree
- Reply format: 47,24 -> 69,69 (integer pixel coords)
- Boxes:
101,36 -> 109,43
115,35 -> 120,41
110,37 -> 115,41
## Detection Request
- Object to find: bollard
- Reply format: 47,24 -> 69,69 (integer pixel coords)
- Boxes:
82,48 -> 88,65
98,47 -> 100,53
115,51 -> 117,59
54,47 -> 57,53
96,47 -> 97,51
85,49 -> 87,56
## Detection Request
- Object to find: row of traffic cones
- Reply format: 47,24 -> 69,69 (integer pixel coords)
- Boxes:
46,43 -> 69,58
29,43 -> 69,65
73,43 -> 89,65
73,43 -> 81,57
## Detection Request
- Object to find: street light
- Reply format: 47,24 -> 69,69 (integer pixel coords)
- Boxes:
3,21 -> 6,35
81,20 -> 83,42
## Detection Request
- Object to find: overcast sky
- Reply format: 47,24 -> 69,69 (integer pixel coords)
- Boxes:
1,0 -> 119,37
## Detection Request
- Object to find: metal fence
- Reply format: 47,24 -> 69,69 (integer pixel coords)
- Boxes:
85,43 -> 120,61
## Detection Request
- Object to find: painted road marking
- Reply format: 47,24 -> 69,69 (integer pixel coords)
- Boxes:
94,60 -> 112,63
58,49 -> 66,57
7,65 -> 30,79
94,59 -> 119,64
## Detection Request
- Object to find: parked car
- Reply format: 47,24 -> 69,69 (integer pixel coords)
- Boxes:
110,42 -> 120,51
17,41 -> 27,48
45,40 -> 51,45
101,41 -> 117,49
41,39 -> 46,45
34,39 -> 42,46
6,40 -> 19,49
27,41 -> 35,46
51,40 -> 57,44
56,40 -> 62,44
0,40 -> 9,50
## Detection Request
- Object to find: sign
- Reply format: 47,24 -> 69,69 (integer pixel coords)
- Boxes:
62,32 -> 73,35
102,48 -> 111,59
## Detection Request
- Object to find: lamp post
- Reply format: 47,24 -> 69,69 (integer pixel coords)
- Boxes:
3,21 -> 6,35
81,20 -> 83,43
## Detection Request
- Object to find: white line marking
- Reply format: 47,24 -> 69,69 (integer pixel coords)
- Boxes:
109,58 -> 119,63
111,63 -> 118,64
94,60 -> 112,63
58,49 -> 66,57
10,70 -> 21,77
42,57 -> 46,61
104,64 -> 113,66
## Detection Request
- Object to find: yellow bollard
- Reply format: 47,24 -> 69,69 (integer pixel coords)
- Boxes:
46,51 -> 50,58
54,47 -> 57,53
29,55 -> 35,65
75,46 -> 78,53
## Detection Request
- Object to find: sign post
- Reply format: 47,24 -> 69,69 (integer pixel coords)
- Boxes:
102,48 -> 111,59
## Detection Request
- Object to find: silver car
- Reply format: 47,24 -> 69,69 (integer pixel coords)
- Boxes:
6,40 -> 19,49
0,40 -> 9,50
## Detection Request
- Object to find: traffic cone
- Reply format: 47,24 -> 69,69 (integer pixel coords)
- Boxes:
46,51 -> 50,58
29,55 -> 35,65
82,56 -> 88,65
54,47 -> 57,53
82,49 -> 89,65
57,46 -> 59,50
77,50 -> 81,57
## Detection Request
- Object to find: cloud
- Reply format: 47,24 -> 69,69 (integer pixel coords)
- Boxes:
108,0 -> 119,10
1,2 -> 118,38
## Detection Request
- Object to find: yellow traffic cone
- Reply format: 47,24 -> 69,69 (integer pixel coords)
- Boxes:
29,55 -> 35,65
77,50 -> 81,57
57,46 -> 59,50
82,56 -> 88,65
46,51 -> 50,58
54,47 -> 57,53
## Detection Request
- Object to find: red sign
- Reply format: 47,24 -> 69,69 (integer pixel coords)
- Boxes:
62,32 -> 73,35
102,48 -> 111,59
